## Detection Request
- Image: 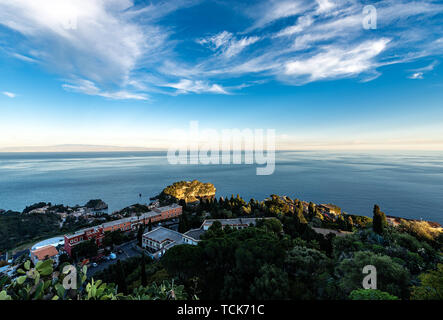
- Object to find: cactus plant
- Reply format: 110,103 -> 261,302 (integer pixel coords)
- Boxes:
1,259 -> 191,300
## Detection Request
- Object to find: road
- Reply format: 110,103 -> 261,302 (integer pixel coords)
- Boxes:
87,240 -> 141,278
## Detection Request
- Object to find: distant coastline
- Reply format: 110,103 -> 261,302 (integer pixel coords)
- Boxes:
0,144 -> 166,153
2,144 -> 443,153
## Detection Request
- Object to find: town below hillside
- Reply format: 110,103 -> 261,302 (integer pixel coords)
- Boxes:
1,180 -> 442,300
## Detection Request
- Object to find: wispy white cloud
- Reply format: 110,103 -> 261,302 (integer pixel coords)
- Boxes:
246,0 -> 313,31
284,39 -> 390,83
198,31 -> 260,58
11,52 -> 38,63
199,0 -> 443,85
224,36 -> 260,58
0,0 -> 442,99
0,0 -> 173,100
0,0 -> 151,83
408,60 -> 438,79
409,72 -> 424,80
123,0 -> 200,22
275,15 -> 313,37
164,79 -> 228,95
315,0 -> 335,13
2,91 -> 16,98
62,79 -> 149,100
198,31 -> 232,50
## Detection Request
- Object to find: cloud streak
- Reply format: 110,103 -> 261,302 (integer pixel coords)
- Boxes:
408,60 -> 438,79
164,79 -> 228,95
2,91 -> 16,98
284,39 -> 390,83
62,79 -> 149,100
198,31 -> 260,58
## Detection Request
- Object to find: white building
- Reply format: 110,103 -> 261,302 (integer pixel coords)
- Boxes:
142,227 -> 199,258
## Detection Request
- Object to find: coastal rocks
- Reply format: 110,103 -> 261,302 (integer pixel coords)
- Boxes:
85,199 -> 108,211
161,180 -> 216,203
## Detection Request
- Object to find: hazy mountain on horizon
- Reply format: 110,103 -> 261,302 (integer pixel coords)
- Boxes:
0,144 -> 165,152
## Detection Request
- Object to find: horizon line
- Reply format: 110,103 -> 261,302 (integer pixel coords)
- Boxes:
1,144 -> 443,153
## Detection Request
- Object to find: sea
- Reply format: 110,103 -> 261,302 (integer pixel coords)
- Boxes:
0,151 -> 442,224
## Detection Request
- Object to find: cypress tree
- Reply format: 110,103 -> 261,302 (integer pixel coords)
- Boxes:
347,215 -> 354,231
178,215 -> 185,233
373,204 -> 387,234
116,259 -> 128,294
296,203 -> 307,224
141,252 -> 147,287
137,225 -> 144,247
308,202 -> 315,218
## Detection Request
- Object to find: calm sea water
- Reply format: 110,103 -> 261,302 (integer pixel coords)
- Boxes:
0,151 -> 442,223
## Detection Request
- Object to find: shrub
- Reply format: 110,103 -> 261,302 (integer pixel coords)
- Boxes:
349,289 -> 399,300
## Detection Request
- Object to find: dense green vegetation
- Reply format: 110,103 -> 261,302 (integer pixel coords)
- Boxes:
103,230 -> 131,249
410,263 -> 443,299
0,211 -> 61,252
349,289 -> 399,300
92,255 -> 173,294
71,239 -> 99,261
0,210 -> 108,253
88,194 -> 442,300
159,222 -> 440,300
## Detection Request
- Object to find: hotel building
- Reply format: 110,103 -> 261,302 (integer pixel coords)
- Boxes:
63,204 -> 182,256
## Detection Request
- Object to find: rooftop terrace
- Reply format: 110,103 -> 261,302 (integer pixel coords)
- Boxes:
143,226 -> 184,243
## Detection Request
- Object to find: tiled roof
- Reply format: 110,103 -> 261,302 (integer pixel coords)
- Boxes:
65,226 -> 102,239
154,204 -> 181,212
31,245 -> 58,260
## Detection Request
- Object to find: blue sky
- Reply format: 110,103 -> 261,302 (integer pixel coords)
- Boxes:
0,0 -> 442,150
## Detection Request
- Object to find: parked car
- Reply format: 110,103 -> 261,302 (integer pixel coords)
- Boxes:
109,253 -> 117,260
92,262 -> 98,267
